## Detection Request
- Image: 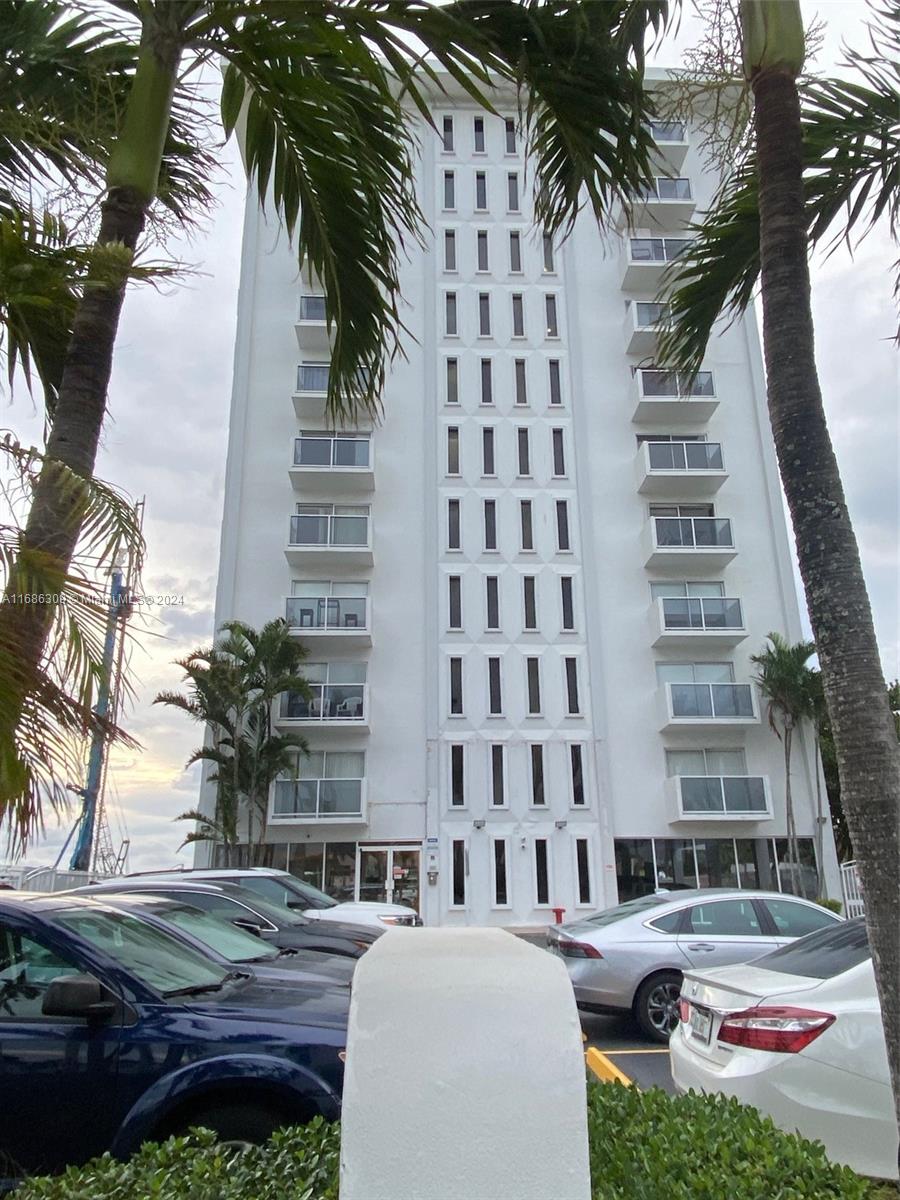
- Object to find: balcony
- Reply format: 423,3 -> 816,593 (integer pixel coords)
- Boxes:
644,516 -> 736,570
636,440 -> 727,496
285,595 -> 371,647
295,295 -> 332,354
659,682 -> 758,731
650,596 -> 746,647
624,302 -> 670,355
648,120 -> 689,171
619,177 -> 695,232
620,236 -> 692,290
289,433 -> 374,494
632,368 -> 718,424
293,362 -> 330,419
285,507 -> 373,567
667,775 -> 771,822
270,777 -> 366,824
277,683 -> 369,732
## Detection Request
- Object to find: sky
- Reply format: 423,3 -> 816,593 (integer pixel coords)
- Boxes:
4,0 -> 898,873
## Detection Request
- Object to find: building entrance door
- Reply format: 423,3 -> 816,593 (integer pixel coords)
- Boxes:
357,846 -> 421,913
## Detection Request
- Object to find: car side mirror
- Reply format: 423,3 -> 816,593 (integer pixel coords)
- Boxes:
232,918 -> 265,936
42,974 -> 116,1022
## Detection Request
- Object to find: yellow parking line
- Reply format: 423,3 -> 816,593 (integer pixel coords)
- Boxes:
585,1047 -> 633,1087
594,1047 -> 670,1055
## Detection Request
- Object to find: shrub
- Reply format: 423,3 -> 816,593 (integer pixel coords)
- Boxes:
587,1082 -> 877,1199
818,897 -> 844,915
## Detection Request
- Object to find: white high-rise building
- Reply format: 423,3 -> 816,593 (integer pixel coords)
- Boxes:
204,73 -> 840,925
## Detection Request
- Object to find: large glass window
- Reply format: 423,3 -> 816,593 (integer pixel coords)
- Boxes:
575,839 -> 591,905
534,839 -> 549,904
488,657 -> 502,714
614,839 -> 655,902
482,426 -> 495,475
486,575 -> 500,630
493,839 -> 509,906
281,662 -> 367,721
451,840 -> 466,906
526,657 -> 541,714
290,841 -> 325,889
530,743 -> 545,805
450,657 -> 463,714
514,359 -> 527,405
451,744 -> 465,807
570,744 -> 585,806
491,744 -> 505,806
484,499 -> 497,550
448,575 -> 462,629
443,170 -> 455,209
477,229 -> 489,271
441,115 -> 454,152
549,359 -> 562,406
654,838 -> 697,890
523,576 -> 537,630
324,843 -> 356,903
520,500 -> 534,551
446,357 -> 459,405
291,504 -> 369,548
509,230 -> 522,272
560,576 -> 575,631
286,581 -> 367,631
448,498 -> 461,550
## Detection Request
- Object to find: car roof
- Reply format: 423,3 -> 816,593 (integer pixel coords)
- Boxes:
124,868 -> 288,880
75,879 -> 257,898
0,891 -> 151,918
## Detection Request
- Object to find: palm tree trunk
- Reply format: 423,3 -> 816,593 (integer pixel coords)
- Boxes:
813,731 -> 825,895
751,62 -> 900,1124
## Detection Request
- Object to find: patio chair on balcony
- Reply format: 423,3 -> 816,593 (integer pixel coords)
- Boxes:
337,696 -> 364,718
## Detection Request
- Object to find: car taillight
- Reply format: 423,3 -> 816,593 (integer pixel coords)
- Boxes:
558,940 -> 603,959
717,1006 -> 835,1053
678,998 -> 691,1023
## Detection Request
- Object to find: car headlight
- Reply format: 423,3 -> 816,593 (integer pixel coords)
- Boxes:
378,914 -> 416,926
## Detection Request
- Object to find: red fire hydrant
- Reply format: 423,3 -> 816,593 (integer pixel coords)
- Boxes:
551,906 -> 565,924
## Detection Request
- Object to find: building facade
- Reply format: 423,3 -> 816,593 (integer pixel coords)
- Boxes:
203,74 -> 840,925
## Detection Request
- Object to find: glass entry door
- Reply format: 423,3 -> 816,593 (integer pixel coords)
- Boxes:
357,846 -> 421,912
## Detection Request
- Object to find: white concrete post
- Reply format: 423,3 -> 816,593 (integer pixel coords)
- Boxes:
340,928 -> 591,1200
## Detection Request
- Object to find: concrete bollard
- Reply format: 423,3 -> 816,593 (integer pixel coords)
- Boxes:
340,928 -> 591,1200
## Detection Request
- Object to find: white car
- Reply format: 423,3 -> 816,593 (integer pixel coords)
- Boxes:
671,918 -> 898,1181
127,867 -> 423,930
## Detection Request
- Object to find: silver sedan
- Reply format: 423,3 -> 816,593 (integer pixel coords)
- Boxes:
547,889 -> 842,1042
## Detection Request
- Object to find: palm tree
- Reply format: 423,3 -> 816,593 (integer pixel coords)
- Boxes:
661,0 -> 900,1129
0,0 -> 671,846
156,618 -> 310,865
750,634 -> 816,897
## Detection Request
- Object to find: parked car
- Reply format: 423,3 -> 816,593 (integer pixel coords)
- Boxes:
671,918 -> 898,1181
547,889 -> 842,1042
0,892 -> 347,1179
93,892 -> 355,989
71,879 -> 380,958
127,867 -> 423,928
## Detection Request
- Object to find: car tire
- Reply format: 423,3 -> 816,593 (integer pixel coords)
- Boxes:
179,1100 -> 288,1150
635,971 -> 682,1044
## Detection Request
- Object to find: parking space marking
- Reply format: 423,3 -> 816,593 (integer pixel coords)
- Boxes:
585,1047 -> 633,1087
593,1048 -> 670,1055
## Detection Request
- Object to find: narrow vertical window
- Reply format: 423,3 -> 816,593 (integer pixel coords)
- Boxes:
449,657 -> 463,714
565,657 -> 580,714
443,170 -> 455,209
552,428 -> 565,476
545,294 -> 559,337
477,229 -> 489,271
520,499 -> 534,551
517,427 -> 530,476
534,838 -> 549,904
442,115 -> 454,152
448,575 -> 462,629
556,499 -> 570,551
482,426 -> 495,475
473,115 -> 485,152
527,657 -> 541,714
542,233 -> 555,273
530,745 -> 545,805
451,744 -> 465,806
444,229 -> 456,271
488,657 -> 502,714
491,745 -> 505,806
479,293 -> 491,337
512,294 -> 525,337
452,839 -> 466,906
446,357 -> 459,405
514,359 -> 527,405
448,498 -> 461,550
486,575 -> 500,630
507,172 -> 520,212
484,499 -> 497,550
480,358 -> 493,404
447,426 -> 460,475
575,838 -> 591,904
504,117 -> 516,154
549,359 -> 562,405
509,230 -> 522,272
475,171 -> 487,210
523,576 -> 537,630
445,292 -> 457,336
493,839 -> 509,906
570,744 -> 585,806
560,576 -> 575,630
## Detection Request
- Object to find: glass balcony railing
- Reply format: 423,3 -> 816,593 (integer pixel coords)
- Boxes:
628,237 -> 692,264
635,177 -> 692,202
289,510 -> 369,548
296,364 -> 330,393
648,120 -> 687,143
281,683 -> 367,721
634,302 -> 670,329
668,682 -> 755,719
273,778 -> 364,819
652,516 -> 733,549
286,596 -> 368,630
299,295 -> 327,321
294,435 -> 370,469
660,596 -> 744,632
647,441 -> 724,471
639,369 -> 715,398
678,776 -> 768,815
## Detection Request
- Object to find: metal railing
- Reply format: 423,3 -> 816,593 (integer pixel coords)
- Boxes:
659,596 -> 743,632
286,596 -> 368,631
289,512 -> 370,548
0,864 -> 109,892
628,237 -> 692,264
272,779 -> 364,820
646,441 -> 723,471
636,177 -> 692,201
652,516 -> 733,549
296,364 -> 330,392
294,434 -> 370,469
281,683 -> 367,721
840,861 -> 865,918
639,369 -> 715,398
677,776 -> 768,815
667,682 -> 755,719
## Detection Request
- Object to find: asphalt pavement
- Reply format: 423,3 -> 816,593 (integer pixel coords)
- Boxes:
580,1010 -> 675,1093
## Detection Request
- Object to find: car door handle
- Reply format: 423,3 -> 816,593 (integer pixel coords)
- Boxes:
687,943 -> 716,952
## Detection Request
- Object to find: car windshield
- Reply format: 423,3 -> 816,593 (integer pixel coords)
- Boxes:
583,895 -> 673,928
238,874 -> 337,911
752,918 -> 870,980
224,886 -> 309,927
53,907 -> 229,995
148,903 -> 279,964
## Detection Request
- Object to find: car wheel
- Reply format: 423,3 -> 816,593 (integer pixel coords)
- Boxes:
635,971 -> 682,1043
180,1100 -> 288,1150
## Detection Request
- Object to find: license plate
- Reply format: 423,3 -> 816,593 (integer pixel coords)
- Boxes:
689,1005 -> 712,1045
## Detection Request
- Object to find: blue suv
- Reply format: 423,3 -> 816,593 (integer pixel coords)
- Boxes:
0,893 -> 347,1180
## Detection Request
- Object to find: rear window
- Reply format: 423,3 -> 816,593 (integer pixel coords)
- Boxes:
752,918 -> 870,980
585,896 -> 671,928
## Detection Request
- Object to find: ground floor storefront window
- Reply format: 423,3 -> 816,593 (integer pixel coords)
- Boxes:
614,837 -> 818,902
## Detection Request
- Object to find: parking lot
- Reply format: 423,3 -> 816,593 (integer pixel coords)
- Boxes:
581,1011 -> 674,1092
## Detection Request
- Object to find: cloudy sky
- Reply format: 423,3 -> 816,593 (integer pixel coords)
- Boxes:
5,1 -> 897,872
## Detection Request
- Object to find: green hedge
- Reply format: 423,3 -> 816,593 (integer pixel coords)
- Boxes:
15,1084 -> 883,1199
